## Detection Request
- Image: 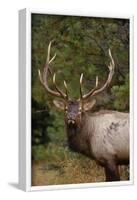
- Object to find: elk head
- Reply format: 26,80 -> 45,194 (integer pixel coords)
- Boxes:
38,41 -> 115,128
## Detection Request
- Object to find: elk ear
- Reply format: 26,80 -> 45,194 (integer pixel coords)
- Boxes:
83,99 -> 96,111
53,100 -> 64,110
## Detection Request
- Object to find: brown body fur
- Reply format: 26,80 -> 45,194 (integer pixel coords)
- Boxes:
66,110 -> 129,181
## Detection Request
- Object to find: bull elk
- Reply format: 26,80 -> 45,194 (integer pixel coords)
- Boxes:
38,41 -> 129,182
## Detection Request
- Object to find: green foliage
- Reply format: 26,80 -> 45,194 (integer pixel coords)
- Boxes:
111,74 -> 129,111
32,98 -> 53,145
32,142 -> 79,161
32,145 -> 46,160
31,14 -> 129,160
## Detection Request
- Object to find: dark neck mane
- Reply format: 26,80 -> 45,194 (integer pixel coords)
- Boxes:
66,113 -> 92,157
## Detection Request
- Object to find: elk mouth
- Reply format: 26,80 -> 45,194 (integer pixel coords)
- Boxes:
67,119 -> 78,134
67,119 -> 76,125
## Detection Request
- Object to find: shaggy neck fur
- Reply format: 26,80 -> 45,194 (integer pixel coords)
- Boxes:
66,113 -> 94,158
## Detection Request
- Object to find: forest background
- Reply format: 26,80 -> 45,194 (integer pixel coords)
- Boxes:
31,14 -> 129,185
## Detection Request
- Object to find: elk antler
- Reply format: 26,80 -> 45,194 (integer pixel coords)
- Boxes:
80,49 -> 115,100
38,41 -> 69,99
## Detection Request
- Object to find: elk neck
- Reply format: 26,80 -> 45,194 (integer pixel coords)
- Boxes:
65,112 -> 94,157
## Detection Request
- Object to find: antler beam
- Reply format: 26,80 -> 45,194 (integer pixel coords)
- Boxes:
38,41 -> 69,99
80,48 -> 115,100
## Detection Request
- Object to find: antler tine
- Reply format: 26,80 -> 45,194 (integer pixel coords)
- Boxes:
89,48 -> 115,96
49,53 -> 56,64
108,48 -> 114,68
64,80 -> 69,100
46,40 -> 51,64
38,41 -> 68,99
38,69 -> 44,85
53,73 -> 67,98
95,76 -> 98,87
81,76 -> 99,99
82,48 -> 115,100
45,40 -> 56,64
80,73 -> 83,100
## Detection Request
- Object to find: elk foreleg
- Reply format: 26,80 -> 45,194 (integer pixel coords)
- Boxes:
104,160 -> 120,182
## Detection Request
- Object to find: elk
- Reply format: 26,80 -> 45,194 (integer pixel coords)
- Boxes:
38,41 -> 129,182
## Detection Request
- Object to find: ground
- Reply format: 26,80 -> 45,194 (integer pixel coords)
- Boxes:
32,144 -> 129,186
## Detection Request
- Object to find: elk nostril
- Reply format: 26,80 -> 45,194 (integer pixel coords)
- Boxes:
68,119 -> 75,124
